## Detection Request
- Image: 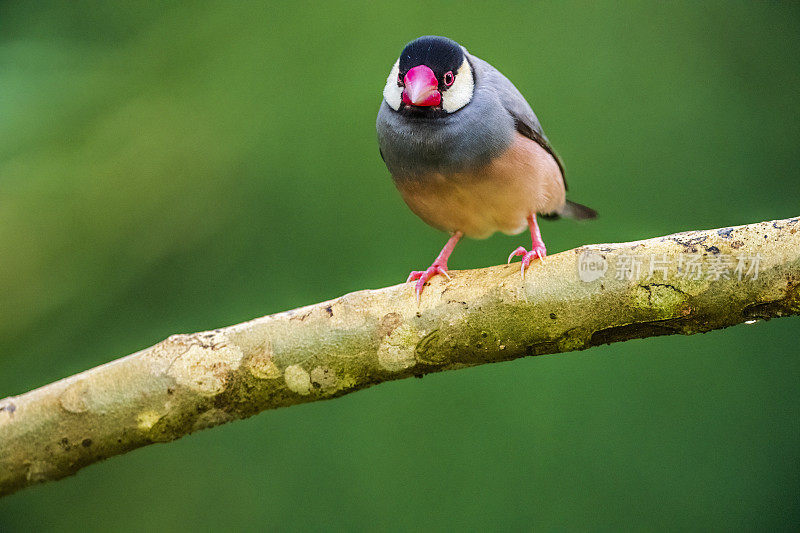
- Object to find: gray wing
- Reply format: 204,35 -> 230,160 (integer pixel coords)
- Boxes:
467,52 -> 567,189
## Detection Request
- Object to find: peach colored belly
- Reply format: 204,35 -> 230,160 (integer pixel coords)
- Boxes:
394,133 -> 566,239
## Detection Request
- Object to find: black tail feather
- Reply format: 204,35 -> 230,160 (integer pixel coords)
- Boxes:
542,200 -> 598,220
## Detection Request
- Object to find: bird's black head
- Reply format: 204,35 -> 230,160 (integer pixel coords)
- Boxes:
399,36 -> 464,82
383,35 -> 475,116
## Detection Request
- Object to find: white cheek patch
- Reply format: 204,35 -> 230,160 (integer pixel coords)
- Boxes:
383,59 -> 402,111
442,58 -> 474,113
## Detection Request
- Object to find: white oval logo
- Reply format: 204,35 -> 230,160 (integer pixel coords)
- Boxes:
577,251 -> 608,282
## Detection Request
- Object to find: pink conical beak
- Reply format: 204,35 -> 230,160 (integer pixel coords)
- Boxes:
402,65 -> 441,107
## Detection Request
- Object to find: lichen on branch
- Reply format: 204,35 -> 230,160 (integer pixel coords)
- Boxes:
1,217 -> 798,497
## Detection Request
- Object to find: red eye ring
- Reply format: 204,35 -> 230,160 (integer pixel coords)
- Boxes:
443,71 -> 455,87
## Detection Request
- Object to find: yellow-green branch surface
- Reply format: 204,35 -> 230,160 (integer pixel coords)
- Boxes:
1,217 -> 798,497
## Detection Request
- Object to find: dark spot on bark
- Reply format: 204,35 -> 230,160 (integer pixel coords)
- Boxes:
672,233 -> 707,247
0,402 -> 15,414
480,331 -> 488,338
549,313 -> 557,320
705,246 -> 720,255
414,373 -> 424,379
324,305 -> 333,317
82,438 -> 92,447
773,220 -> 784,229
416,312 -> 422,318
730,240 -> 744,249
742,287 -> 798,319
717,228 -> 734,238
290,311 -> 312,321
59,437 -> 71,451
670,232 -> 714,253
167,388 -> 174,395
645,283 -> 683,292
591,319 -> 683,345
525,342 -> 559,356
311,381 -> 321,389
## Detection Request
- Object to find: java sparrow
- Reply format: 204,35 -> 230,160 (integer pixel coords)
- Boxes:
376,35 -> 597,300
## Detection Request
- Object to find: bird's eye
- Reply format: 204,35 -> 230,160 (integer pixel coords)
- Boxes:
397,72 -> 404,86
443,71 -> 455,87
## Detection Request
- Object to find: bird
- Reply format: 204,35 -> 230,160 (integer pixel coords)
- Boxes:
376,35 -> 597,300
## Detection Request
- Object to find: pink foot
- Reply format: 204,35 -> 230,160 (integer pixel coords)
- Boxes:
507,243 -> 547,278
406,232 -> 462,302
507,213 -> 548,278
407,263 -> 451,301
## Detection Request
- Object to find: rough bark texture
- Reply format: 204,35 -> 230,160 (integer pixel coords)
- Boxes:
1,217 -> 798,497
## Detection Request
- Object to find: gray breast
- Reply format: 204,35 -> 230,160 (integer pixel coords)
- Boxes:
376,58 -> 516,180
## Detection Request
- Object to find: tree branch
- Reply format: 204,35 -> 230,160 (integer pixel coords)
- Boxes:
1,217 -> 798,497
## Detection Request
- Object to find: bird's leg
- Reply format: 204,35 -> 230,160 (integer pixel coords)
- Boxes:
407,231 -> 463,301
507,213 -> 547,278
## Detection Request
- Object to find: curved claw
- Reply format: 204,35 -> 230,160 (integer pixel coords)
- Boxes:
507,245 -> 547,279
507,246 -> 527,264
406,271 -> 423,283
406,264 -> 451,303
406,267 -> 450,283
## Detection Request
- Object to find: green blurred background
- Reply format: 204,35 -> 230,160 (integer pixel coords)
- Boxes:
1,1 -> 798,530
